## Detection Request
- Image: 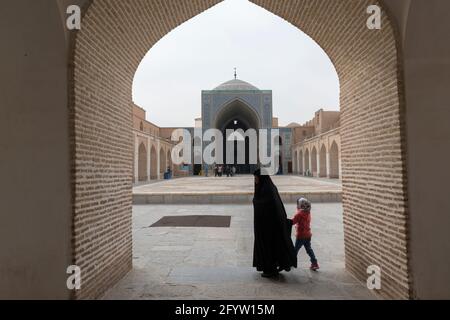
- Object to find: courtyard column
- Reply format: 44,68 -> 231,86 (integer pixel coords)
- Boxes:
326,152 -> 331,179
147,137 -> 151,181
134,133 -> 139,183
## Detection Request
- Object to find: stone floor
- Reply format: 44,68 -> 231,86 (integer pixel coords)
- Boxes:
103,203 -> 378,300
133,175 -> 342,195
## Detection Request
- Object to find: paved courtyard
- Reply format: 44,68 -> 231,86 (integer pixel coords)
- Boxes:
133,176 -> 342,204
103,203 -> 378,300
134,175 -> 341,194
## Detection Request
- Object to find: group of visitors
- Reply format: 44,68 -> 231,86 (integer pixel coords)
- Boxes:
214,165 -> 236,177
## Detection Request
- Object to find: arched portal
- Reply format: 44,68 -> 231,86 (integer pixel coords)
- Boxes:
193,136 -> 202,176
304,149 -> 310,174
138,143 -> 147,182
159,148 -> 166,175
293,151 -> 297,174
329,141 -> 340,179
277,136 -> 283,175
311,147 -> 318,177
72,0 -> 409,299
214,99 -> 260,174
319,145 -> 327,178
150,146 -> 157,180
299,150 -> 304,175
167,150 -> 172,173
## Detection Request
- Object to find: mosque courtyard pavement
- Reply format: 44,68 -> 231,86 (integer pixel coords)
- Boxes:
134,175 -> 341,194
133,176 -> 342,204
102,203 -> 378,300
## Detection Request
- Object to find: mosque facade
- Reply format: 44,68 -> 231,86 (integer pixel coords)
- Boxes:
133,78 -> 341,182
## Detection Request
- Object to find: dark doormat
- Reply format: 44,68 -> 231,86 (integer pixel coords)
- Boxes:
150,215 -> 231,228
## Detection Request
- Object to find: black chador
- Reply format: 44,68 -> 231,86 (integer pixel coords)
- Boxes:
252,169 -> 297,277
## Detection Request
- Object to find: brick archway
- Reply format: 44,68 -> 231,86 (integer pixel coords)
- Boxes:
71,0 -> 408,299
319,144 -> 327,178
150,145 -> 157,180
311,146 -> 318,176
304,148 -> 310,174
292,150 -> 297,174
159,147 -> 166,174
167,150 -> 172,172
330,141 -> 340,179
137,142 -> 147,182
299,150 -> 303,175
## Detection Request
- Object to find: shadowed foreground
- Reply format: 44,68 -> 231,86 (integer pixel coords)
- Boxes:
103,203 -> 377,300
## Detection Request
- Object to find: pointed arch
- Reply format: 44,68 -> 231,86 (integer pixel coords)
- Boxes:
138,142 -> 147,182
160,147 -> 166,174
71,0 -> 409,299
304,148 -> 310,173
293,150 -> 298,174
311,146 -> 318,176
329,141 -> 340,179
319,144 -> 327,178
214,98 -> 261,130
299,149 -> 304,175
150,145 -> 157,180
167,149 -> 172,173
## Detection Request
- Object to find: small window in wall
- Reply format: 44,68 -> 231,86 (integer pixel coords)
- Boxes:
140,121 -> 144,131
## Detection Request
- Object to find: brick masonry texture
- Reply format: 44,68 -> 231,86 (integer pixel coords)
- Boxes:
71,0 -> 409,299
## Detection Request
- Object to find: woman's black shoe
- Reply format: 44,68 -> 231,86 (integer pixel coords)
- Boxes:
261,272 -> 279,278
277,267 -> 291,273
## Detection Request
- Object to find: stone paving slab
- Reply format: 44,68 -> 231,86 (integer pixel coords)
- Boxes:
102,203 -> 378,300
150,215 -> 231,228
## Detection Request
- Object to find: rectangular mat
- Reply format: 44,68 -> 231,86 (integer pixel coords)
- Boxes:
150,215 -> 231,228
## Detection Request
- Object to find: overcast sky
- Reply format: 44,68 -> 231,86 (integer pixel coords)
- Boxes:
132,0 -> 339,128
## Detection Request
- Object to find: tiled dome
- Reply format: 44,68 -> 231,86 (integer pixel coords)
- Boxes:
213,79 -> 259,91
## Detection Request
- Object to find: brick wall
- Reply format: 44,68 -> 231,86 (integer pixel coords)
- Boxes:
72,0 -> 409,299
252,0 -> 409,298
133,104 -> 161,137
71,0 -> 220,299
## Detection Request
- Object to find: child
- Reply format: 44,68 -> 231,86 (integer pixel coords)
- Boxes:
292,198 -> 319,271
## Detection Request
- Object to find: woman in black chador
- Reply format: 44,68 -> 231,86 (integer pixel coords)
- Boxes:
253,169 -> 297,278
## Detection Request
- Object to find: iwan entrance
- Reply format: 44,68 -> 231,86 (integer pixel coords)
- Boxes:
206,79 -> 265,175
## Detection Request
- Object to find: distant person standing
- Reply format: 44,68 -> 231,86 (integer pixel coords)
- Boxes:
232,166 -> 236,177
